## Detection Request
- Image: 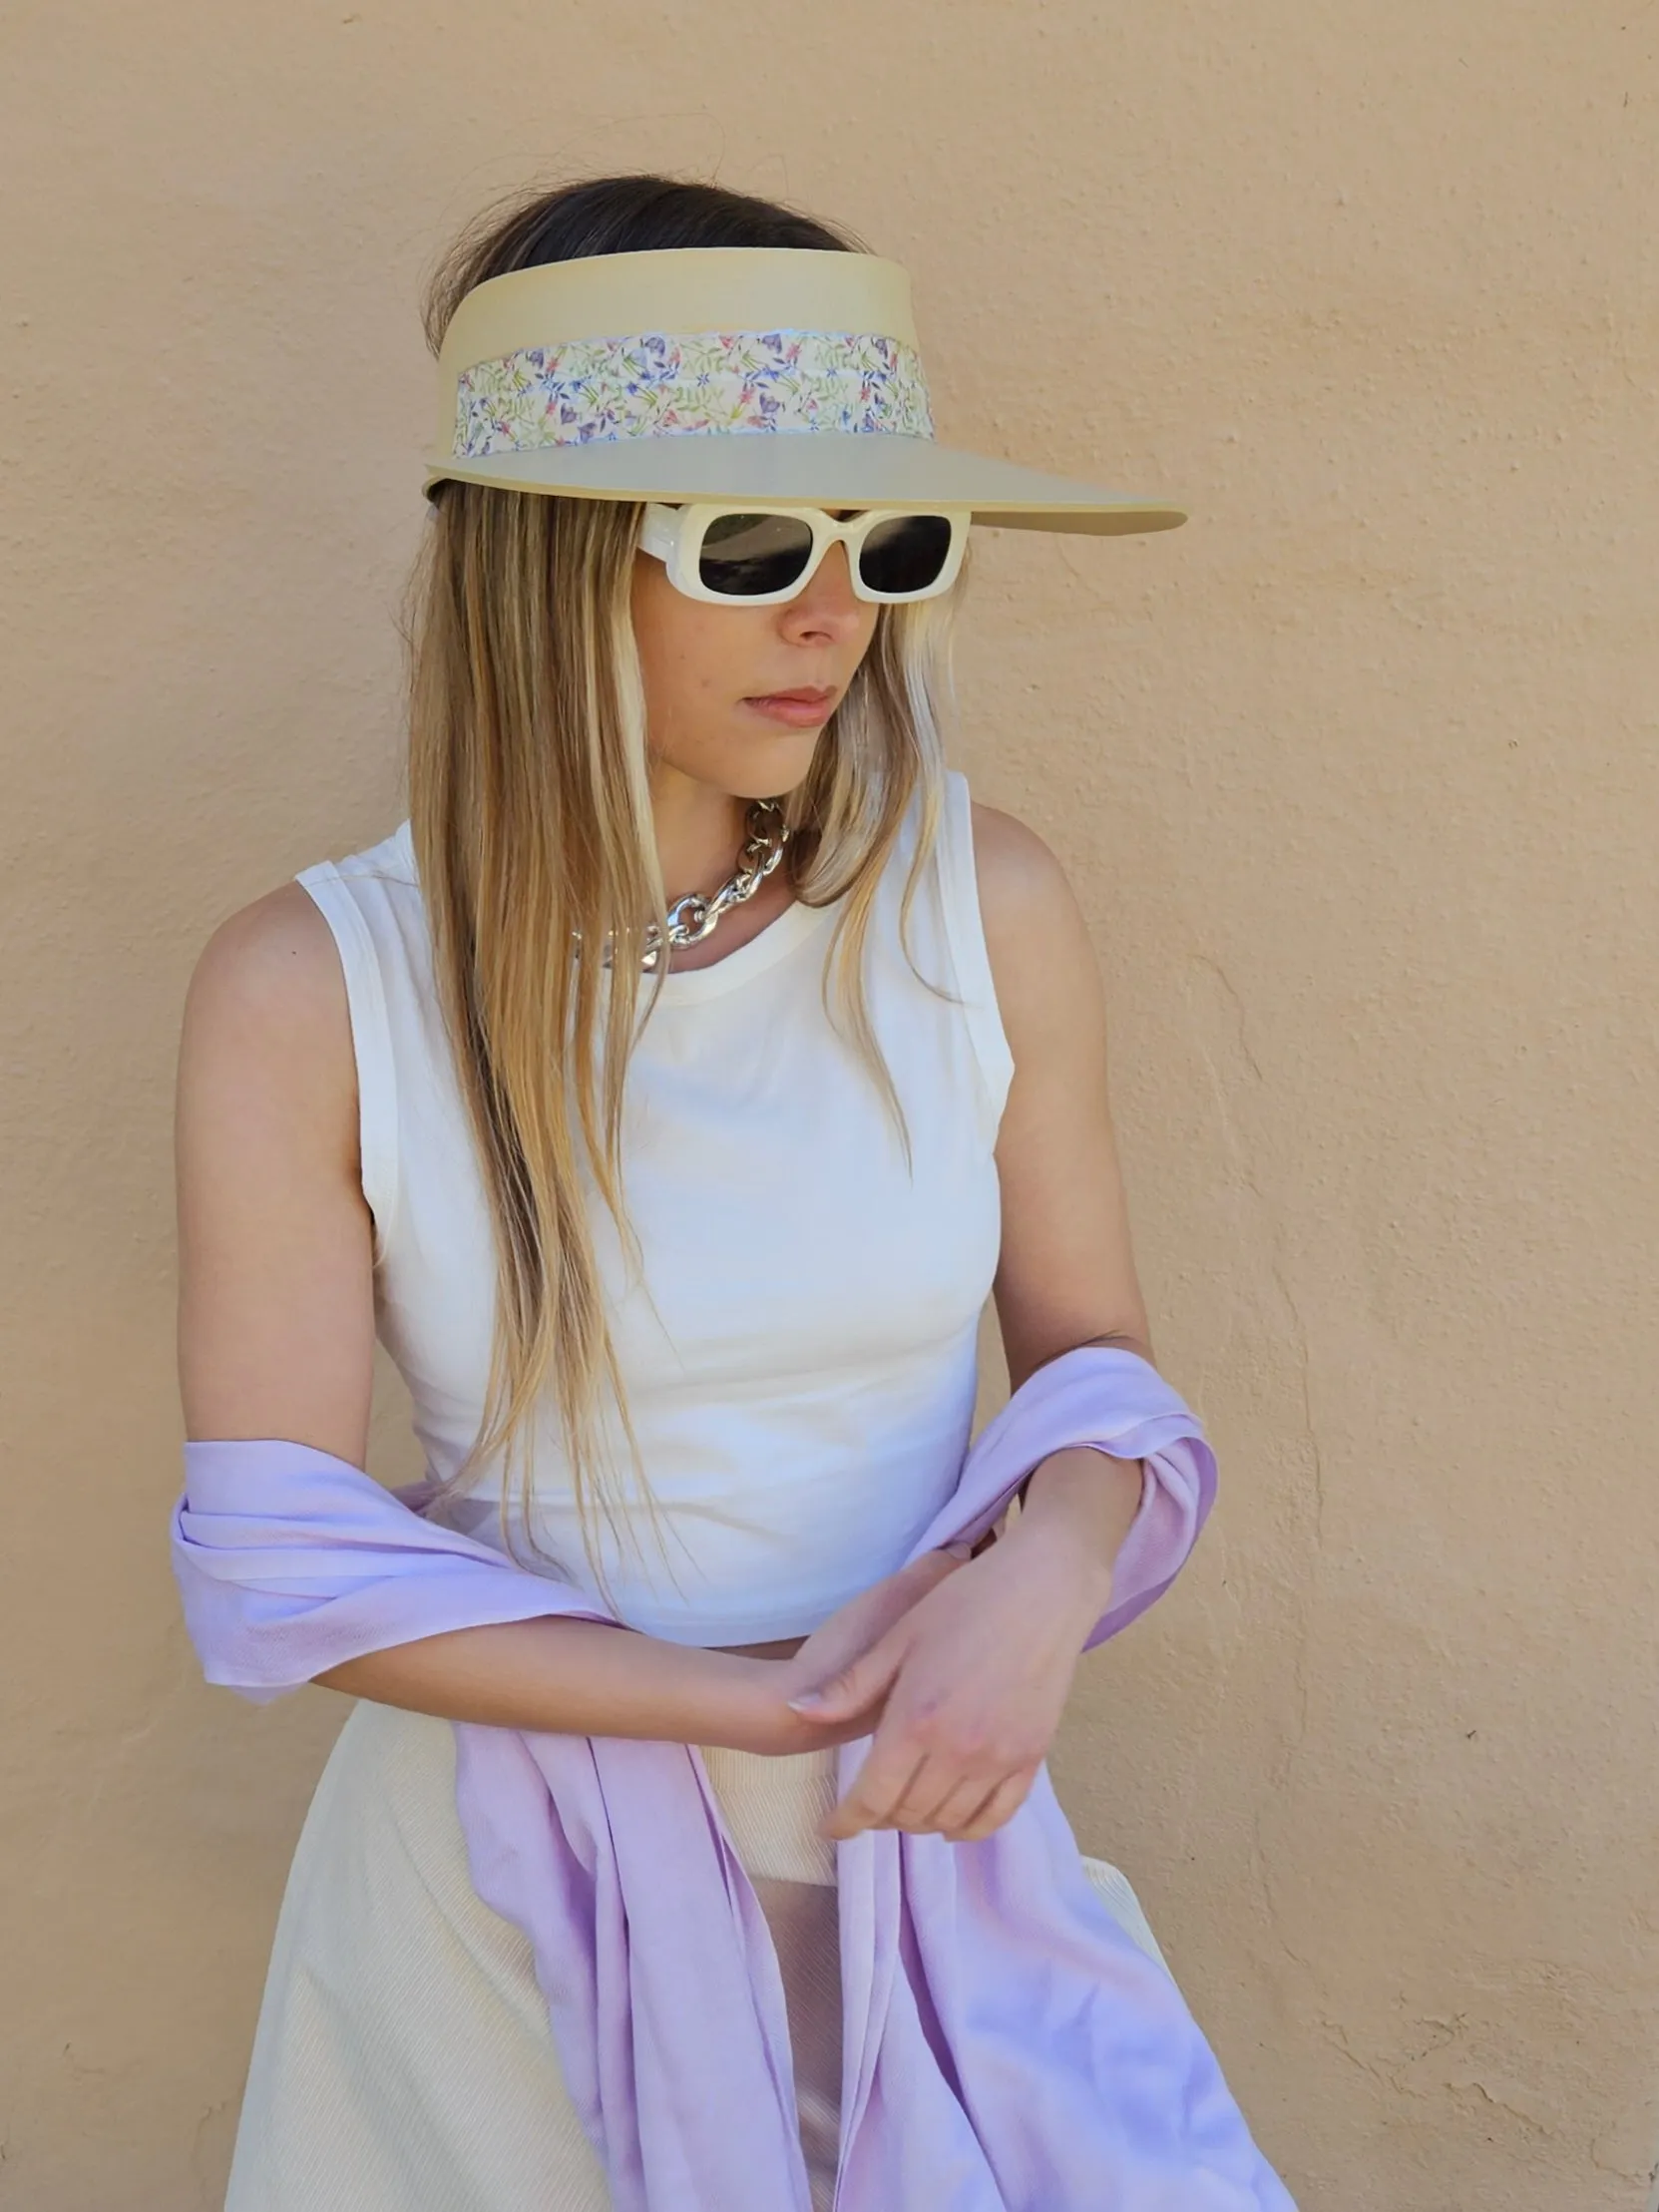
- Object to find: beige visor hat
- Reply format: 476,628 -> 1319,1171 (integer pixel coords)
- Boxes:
424,245 -> 1185,536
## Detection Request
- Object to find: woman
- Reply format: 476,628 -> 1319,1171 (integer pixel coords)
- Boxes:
173,174 -> 1294,2210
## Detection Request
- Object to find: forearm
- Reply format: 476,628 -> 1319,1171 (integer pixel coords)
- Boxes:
1006,1444 -> 1148,1608
313,1615 -> 803,1754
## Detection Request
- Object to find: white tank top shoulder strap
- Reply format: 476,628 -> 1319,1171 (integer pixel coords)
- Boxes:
292,825 -> 417,1263
927,767 -> 1017,1128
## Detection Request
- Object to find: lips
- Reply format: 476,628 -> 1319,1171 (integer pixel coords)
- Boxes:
741,685 -> 838,727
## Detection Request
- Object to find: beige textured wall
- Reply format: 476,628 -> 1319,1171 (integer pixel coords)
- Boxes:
3,4 -> 1655,2206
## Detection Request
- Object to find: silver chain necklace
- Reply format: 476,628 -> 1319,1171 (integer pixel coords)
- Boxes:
577,798 -> 791,974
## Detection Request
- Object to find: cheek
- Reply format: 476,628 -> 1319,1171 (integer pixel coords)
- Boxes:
630,562 -> 770,717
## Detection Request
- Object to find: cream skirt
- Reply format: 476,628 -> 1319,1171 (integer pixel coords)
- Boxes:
223,1699 -> 1171,2212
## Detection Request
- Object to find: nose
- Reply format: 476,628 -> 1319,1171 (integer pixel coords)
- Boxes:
775,539 -> 867,645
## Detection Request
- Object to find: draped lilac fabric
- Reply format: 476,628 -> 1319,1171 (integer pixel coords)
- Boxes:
172,1347 -> 1297,2211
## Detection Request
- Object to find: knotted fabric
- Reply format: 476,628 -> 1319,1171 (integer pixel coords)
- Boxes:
172,1346 -> 1297,2211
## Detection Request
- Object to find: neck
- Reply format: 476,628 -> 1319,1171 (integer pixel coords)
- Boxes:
646,760 -> 755,902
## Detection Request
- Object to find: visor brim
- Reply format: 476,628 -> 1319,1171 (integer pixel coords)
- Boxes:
422,432 -> 1185,537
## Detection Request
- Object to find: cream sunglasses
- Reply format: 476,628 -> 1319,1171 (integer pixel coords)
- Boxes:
637,501 -> 971,607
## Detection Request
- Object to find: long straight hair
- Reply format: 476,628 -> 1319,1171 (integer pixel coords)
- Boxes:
401,176 -> 972,1604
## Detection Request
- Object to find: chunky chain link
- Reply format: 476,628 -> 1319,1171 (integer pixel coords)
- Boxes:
573,798 -> 791,974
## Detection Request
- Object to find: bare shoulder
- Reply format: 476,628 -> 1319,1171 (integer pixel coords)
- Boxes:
176,884 -> 376,1450
969,798 -> 1098,1018
178,880 -> 356,1150
968,802 -> 1145,1376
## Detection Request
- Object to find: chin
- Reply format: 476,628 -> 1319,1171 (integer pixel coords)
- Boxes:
717,731 -> 825,801
651,723 -> 828,804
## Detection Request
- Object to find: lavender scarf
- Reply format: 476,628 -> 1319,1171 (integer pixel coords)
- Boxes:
173,1346 -> 1297,2210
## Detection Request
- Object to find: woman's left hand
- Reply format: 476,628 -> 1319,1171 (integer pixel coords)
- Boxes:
785,1518 -> 1113,1844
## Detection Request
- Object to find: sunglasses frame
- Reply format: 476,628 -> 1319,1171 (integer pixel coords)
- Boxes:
638,500 -> 972,607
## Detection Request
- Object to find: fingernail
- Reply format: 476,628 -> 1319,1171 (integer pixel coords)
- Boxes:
944,1541 -> 973,1559
787,1691 -> 825,1711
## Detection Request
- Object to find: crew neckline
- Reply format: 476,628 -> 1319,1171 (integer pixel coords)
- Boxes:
391,819 -> 843,1004
651,891 -> 843,1004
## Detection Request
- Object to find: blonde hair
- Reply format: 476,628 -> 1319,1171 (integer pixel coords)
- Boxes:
401,180 -> 972,1604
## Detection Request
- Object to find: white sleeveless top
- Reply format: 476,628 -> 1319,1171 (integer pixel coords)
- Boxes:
294,768 -> 1014,1646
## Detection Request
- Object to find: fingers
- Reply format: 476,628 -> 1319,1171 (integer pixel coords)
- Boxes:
879,1755 -> 1037,1840
820,1748 -> 931,1841
935,1764 -> 1039,1841
785,1550 -> 970,1716
917,1769 -> 1008,1836
786,1631 -> 906,1719
823,1749 -> 1042,1843
819,1678 -> 986,1833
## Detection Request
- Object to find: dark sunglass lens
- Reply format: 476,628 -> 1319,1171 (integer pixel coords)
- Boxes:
856,514 -> 954,596
697,513 -> 816,597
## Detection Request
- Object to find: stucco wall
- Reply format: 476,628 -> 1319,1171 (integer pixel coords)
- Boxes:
3,5 -> 1655,2206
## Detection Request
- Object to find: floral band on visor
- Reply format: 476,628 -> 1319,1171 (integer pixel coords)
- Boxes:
453,328 -> 936,457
